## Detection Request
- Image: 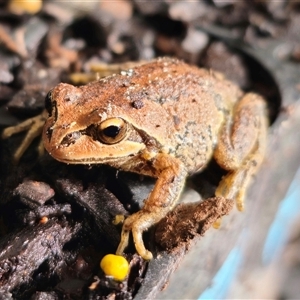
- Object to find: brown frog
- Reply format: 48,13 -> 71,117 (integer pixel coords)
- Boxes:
41,57 -> 268,260
2,57 -> 268,259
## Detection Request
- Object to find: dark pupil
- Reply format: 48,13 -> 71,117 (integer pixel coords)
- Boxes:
103,125 -> 120,138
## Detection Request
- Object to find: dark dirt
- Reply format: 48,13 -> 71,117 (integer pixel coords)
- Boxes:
156,197 -> 234,251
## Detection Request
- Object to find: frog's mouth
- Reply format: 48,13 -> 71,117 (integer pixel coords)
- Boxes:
54,154 -> 134,165
44,130 -> 146,166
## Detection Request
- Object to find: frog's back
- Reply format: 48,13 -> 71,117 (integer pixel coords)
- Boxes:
125,58 -> 243,173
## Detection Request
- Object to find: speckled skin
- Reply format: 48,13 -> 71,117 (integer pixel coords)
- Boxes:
43,57 -> 268,260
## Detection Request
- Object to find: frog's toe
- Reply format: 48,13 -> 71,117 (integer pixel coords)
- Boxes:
116,228 -> 130,256
132,226 -> 153,260
236,189 -> 245,211
213,217 -> 222,229
2,112 -> 47,163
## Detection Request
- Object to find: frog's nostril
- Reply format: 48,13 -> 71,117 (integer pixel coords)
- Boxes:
61,132 -> 81,147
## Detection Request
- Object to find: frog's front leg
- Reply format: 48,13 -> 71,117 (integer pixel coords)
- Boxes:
2,110 -> 48,163
214,93 -> 268,211
116,153 -> 188,260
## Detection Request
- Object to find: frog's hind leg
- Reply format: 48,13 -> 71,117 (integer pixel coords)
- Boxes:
214,93 -> 268,211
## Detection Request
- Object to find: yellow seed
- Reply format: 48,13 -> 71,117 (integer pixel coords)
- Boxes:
100,254 -> 129,281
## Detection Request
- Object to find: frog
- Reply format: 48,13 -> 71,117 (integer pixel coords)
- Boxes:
3,57 -> 268,260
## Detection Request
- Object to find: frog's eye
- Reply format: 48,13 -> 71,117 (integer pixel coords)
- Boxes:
98,118 -> 127,144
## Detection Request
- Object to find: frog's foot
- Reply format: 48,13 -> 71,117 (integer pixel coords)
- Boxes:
213,171 -> 247,228
212,171 -> 245,228
70,61 -> 147,85
112,214 -> 125,225
89,60 -> 147,77
2,110 -> 47,163
116,210 -> 160,260
215,154 -> 260,212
